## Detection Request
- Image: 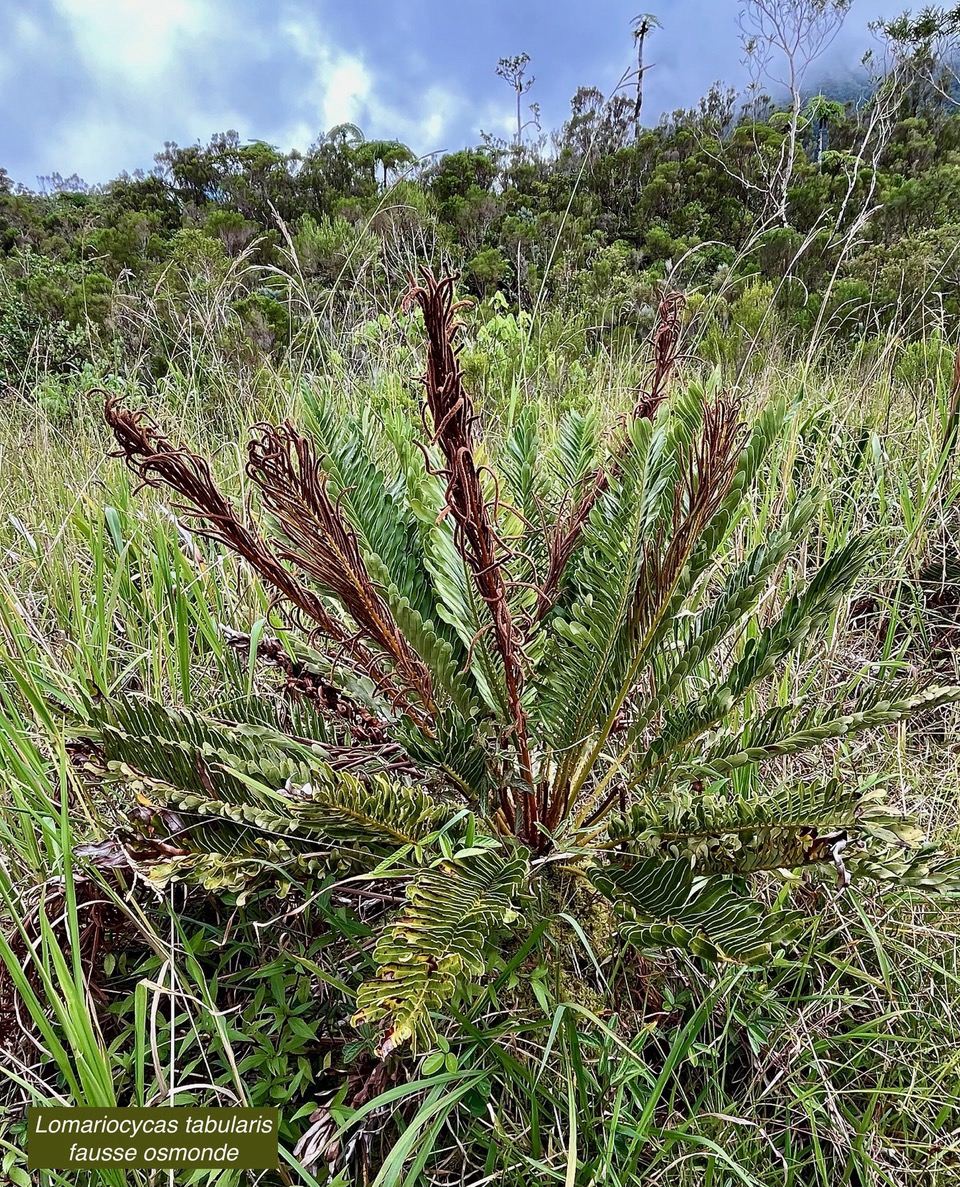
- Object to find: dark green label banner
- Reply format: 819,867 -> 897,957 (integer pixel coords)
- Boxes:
27,1107 -> 279,1169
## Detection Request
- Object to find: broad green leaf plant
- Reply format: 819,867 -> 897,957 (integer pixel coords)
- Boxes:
87,270 -> 960,1057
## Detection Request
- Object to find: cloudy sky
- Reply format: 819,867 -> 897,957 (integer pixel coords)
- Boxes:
2,0 -> 910,187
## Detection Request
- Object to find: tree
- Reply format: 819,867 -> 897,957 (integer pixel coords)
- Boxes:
298,126 -> 377,214
36,172 -> 89,196
559,86 -> 634,160
323,122 -> 366,147
631,13 -> 662,139
463,245 -> 509,296
871,4 -> 960,114
740,0 -> 853,224
803,93 -> 845,161
356,139 -> 418,188
205,208 -> 257,256
496,53 -> 538,144
154,132 -> 302,224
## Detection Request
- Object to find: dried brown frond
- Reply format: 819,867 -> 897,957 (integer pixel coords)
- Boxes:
246,422 -> 436,719
295,1058 -> 404,1178
534,291 -> 687,624
1,877 -> 140,1069
102,393 -> 425,724
634,391 -> 743,633
223,628 -> 391,744
534,469 -> 606,620
632,289 -> 686,420
403,269 -> 536,835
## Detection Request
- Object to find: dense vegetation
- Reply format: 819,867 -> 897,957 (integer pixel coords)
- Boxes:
6,3 -> 960,1184
2,3 -> 960,406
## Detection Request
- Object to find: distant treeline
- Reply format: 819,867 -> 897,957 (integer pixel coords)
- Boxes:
3,4 -> 960,388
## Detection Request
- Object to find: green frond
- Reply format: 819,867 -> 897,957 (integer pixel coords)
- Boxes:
367,561 -> 479,718
535,412 -> 668,753
128,766 -> 454,863
849,843 -> 960,894
352,847 -> 529,1055
723,534 -> 875,698
537,388 -> 744,811
501,404 -> 542,523
501,406 -> 550,616
291,774 -> 457,850
91,695 -> 390,810
214,692 -> 333,745
302,389 -> 436,626
607,777 -> 862,873
144,847 -> 342,898
550,408 -> 601,493
91,696 -> 457,855
637,535 -> 877,779
625,495 -> 818,744
593,857 -> 800,963
92,695 -> 292,760
95,707 -> 310,809
396,709 -> 491,806
688,683 -> 960,779
137,787 -> 330,846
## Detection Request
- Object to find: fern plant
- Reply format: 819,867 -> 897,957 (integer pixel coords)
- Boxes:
86,270 -> 960,1058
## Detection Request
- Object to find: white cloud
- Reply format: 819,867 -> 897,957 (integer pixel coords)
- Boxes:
387,85 -> 458,153
33,0 -> 243,179
53,0 -> 207,80
320,58 -> 371,129
278,9 -> 369,141
474,98 -> 520,142
277,8 -> 457,156
5,0 -> 466,182
12,10 -> 44,49
0,11 -> 45,88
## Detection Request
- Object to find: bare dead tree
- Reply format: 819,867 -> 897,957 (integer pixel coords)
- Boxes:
739,0 -> 853,225
828,47 -> 907,246
799,31 -> 920,365
869,4 -> 960,112
631,13 -> 662,138
496,53 -> 538,145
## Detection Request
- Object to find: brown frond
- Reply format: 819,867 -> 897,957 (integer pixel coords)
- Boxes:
102,394 -> 423,723
534,470 -> 606,620
634,392 -> 743,634
403,269 -> 537,835
246,422 -> 436,717
632,290 -> 686,420
222,628 -> 391,745
534,291 -> 687,624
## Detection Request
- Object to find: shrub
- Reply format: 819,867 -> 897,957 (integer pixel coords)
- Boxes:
84,273 -> 959,1075
696,281 -> 780,372
233,291 -> 290,353
894,334 -> 957,394
463,246 -> 510,298
292,213 -> 381,284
